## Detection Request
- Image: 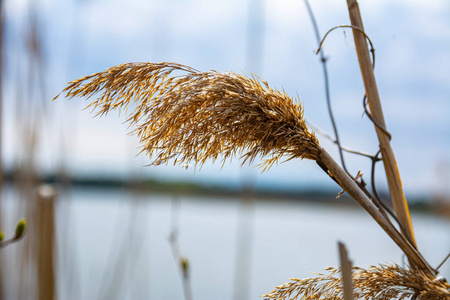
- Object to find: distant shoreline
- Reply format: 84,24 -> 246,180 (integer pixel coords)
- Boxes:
3,171 -> 448,214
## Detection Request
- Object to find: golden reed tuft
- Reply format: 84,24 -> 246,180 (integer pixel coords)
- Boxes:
262,263 -> 450,300
55,62 -> 321,170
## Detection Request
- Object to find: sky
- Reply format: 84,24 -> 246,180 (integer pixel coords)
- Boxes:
2,0 -> 450,198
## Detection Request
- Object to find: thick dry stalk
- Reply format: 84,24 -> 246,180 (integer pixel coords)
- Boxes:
319,150 -> 435,275
345,0 -> 417,251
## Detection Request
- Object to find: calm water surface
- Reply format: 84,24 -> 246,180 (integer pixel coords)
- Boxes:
2,186 -> 449,300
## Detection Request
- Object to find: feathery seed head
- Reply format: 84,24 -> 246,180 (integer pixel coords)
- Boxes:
262,264 -> 450,300
55,62 -> 321,170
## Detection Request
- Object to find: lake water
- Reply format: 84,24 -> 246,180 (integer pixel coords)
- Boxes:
1,186 -> 449,300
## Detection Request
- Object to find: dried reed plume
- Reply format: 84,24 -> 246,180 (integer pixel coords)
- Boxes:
55,62 -> 321,170
262,264 -> 450,300
55,61 -> 435,273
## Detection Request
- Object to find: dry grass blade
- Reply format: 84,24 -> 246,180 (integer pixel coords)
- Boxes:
261,264 -> 450,300
55,62 -> 321,170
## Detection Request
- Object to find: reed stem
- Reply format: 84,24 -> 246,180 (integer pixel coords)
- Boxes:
319,149 -> 435,275
345,0 -> 417,256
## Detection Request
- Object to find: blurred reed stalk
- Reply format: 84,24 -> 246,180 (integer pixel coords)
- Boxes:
55,62 -> 434,275
346,0 -> 417,258
232,0 -> 265,298
0,0 -> 4,185
169,197 -> 193,300
97,196 -> 144,300
233,186 -> 254,300
0,0 -> 4,296
338,242 -> 354,300
37,185 -> 57,300
11,3 -> 49,298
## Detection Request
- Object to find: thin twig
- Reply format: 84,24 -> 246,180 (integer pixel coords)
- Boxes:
370,151 -> 387,211
436,253 -> 450,271
363,96 -> 391,140
304,0 -> 349,175
369,151 -> 402,225
169,197 -> 193,300
0,237 -> 22,248
316,24 -> 376,68
307,121 -> 374,159
368,178 -> 407,236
